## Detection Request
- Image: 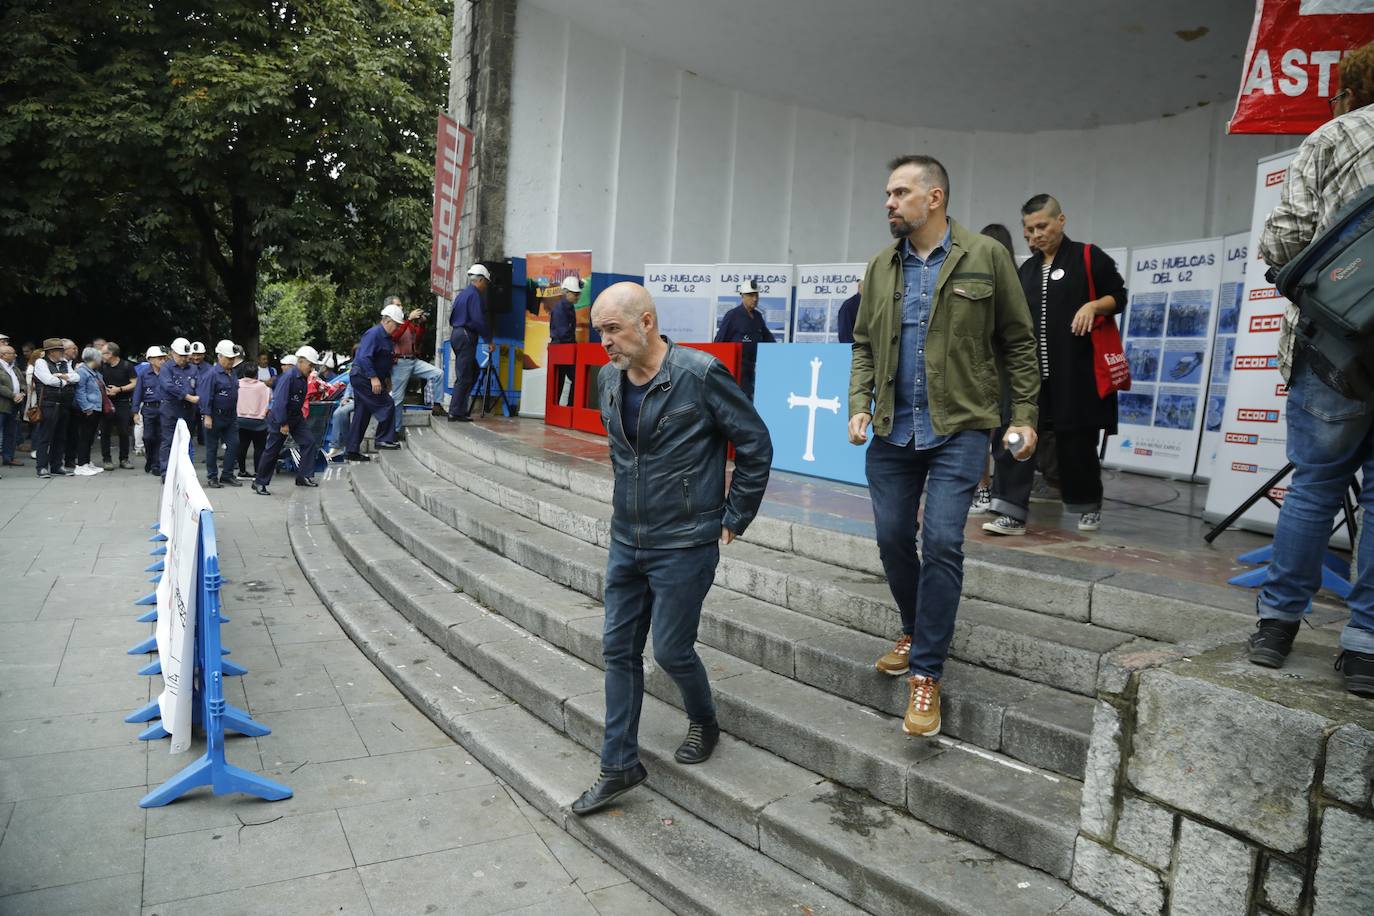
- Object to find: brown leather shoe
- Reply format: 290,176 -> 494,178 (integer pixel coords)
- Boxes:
875,634 -> 912,676
902,675 -> 941,737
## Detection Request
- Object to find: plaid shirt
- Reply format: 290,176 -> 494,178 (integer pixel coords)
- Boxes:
1260,104 -> 1374,381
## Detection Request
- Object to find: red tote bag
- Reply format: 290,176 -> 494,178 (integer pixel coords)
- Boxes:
1085,243 -> 1131,398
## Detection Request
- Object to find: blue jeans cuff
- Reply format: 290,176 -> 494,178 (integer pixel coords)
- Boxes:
1256,598 -> 1305,624
1340,624 -> 1374,654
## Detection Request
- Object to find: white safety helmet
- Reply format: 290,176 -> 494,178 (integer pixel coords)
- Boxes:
737,280 -> 760,295
169,337 -> 192,356
380,303 -> 405,324
280,354 -> 294,366
295,345 -> 321,365
467,263 -> 491,280
560,276 -> 583,294
144,345 -> 166,358
214,339 -> 236,358
190,341 -> 206,355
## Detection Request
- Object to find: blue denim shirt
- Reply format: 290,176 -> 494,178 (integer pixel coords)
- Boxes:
884,224 -> 952,449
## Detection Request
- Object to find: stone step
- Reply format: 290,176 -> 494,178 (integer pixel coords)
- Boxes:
391,437 -> 1122,704
343,461 -> 1085,877
426,418 -> 1258,642
384,440 -> 1092,776
285,492 -> 868,916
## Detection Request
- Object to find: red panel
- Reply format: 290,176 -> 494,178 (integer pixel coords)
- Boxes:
565,342 -> 744,439
544,344 -> 576,429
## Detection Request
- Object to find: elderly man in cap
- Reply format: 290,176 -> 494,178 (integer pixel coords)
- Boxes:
133,346 -> 166,474
31,338 -> 81,478
345,305 -> 403,460
199,340 -> 243,488
713,279 -> 776,399
447,263 -> 492,422
155,337 -> 201,479
550,276 -> 581,405
385,295 -> 444,441
253,346 -> 322,494
0,340 -> 26,469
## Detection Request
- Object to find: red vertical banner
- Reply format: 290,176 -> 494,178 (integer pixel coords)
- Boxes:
430,114 -> 475,299
1228,0 -> 1374,135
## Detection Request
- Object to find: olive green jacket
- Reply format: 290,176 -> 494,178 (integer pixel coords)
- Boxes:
849,219 -> 1039,437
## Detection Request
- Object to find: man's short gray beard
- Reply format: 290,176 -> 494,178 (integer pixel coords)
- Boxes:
889,213 -> 926,239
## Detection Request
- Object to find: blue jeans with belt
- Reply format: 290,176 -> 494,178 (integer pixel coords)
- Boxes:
866,429 -> 990,680
390,357 -> 443,432
1258,354 -> 1374,654
599,538 -> 720,772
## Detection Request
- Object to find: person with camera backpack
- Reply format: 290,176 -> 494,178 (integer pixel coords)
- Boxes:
1247,40 -> 1374,698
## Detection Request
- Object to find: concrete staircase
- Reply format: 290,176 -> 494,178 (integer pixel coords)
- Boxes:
289,420 -> 1255,914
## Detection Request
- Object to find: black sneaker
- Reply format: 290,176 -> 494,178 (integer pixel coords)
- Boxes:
220,475 -> 242,487
345,452 -> 370,462
1248,618 -> 1300,668
570,763 -> 648,816
295,478 -> 319,488
251,483 -> 271,496
206,477 -> 222,489
1335,651 -> 1374,698
674,719 -> 720,765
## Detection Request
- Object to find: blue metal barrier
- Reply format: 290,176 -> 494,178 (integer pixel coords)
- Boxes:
1229,543 -> 1353,599
133,509 -> 292,807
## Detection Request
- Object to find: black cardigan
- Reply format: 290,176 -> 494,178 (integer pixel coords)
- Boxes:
1018,236 -> 1128,434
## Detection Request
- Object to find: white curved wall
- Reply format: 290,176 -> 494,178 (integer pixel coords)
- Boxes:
504,5 -> 1298,277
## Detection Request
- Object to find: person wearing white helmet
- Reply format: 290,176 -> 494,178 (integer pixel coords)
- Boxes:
252,346 -> 322,494
343,306 -> 402,459
133,346 -> 167,473
382,295 -> 444,440
548,275 -> 582,405
197,340 -> 243,488
447,264 -> 493,422
154,337 -> 201,480
713,279 -> 776,400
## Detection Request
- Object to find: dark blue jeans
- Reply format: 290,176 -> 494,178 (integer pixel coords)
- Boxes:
866,429 -> 990,679
0,410 -> 17,463
254,417 -> 317,486
346,378 -> 396,452
204,415 -> 240,481
1258,354 -> 1374,654
600,538 -> 720,772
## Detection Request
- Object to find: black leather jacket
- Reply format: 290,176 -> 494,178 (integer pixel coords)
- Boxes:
598,339 -> 773,549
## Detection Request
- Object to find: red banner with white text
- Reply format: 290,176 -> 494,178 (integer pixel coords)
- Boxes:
430,114 -> 475,300
1229,0 -> 1374,134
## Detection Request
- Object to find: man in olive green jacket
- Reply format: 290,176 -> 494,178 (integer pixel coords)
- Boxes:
848,155 -> 1039,738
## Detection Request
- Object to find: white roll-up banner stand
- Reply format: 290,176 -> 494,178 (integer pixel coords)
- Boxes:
645,264 -> 716,343
1204,150 -> 1299,535
154,419 -> 212,754
1106,237 -> 1225,478
794,265 -> 865,343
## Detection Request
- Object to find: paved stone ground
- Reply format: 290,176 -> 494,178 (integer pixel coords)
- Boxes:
0,455 -> 669,916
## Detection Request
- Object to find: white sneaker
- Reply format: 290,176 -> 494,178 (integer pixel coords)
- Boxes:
1078,512 -> 1101,532
982,515 -> 1027,536
73,465 -> 95,476
968,486 -> 992,515
85,463 -> 104,474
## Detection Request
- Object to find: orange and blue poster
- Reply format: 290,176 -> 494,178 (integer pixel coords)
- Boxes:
524,250 -> 592,368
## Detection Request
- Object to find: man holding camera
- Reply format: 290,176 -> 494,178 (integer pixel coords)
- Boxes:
385,295 -> 443,441
1247,41 -> 1374,698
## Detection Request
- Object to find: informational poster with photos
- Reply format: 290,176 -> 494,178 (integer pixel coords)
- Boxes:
644,264 -> 716,343
1196,231 -> 1250,480
794,264 -> 865,343
713,264 -> 794,342
1106,237 -> 1224,478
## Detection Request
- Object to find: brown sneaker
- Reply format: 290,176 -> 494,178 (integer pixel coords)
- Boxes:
903,675 -> 941,737
875,634 -> 912,676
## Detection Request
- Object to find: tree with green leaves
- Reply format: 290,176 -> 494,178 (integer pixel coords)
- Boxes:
0,0 -> 450,355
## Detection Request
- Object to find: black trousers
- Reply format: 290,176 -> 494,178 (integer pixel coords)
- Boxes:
73,412 -> 100,466
237,427 -> 267,475
34,395 -> 71,473
63,406 -> 82,466
447,330 -> 478,418
990,424 -> 1103,519
100,400 -> 133,462
254,417 -> 317,486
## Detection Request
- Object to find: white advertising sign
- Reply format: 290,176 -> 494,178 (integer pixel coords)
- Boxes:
645,264 -> 716,343
1197,232 -> 1252,480
1107,237 -> 1224,477
1204,151 -> 1299,533
713,264 -> 794,342
794,264 -> 865,343
154,420 -> 212,753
